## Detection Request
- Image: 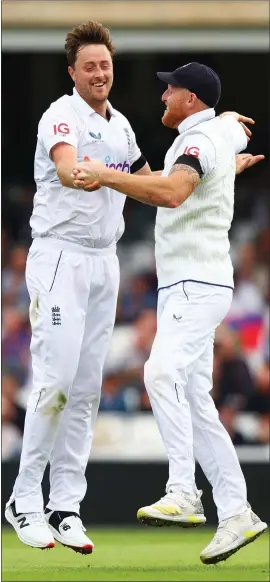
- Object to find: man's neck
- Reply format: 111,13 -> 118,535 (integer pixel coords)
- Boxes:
75,88 -> 108,118
177,107 -> 215,134
91,102 -> 108,119
175,106 -> 209,128
88,100 -> 108,119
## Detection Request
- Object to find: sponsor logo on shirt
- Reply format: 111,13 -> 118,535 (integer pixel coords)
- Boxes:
53,123 -> 70,135
104,156 -> 130,172
183,146 -> 200,158
89,131 -> 102,140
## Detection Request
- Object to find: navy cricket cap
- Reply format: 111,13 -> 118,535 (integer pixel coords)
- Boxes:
157,62 -> 221,108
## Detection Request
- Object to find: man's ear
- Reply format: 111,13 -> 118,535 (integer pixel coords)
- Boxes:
68,66 -> 75,83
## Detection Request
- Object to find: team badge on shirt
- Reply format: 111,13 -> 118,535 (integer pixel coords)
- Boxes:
51,306 -> 61,326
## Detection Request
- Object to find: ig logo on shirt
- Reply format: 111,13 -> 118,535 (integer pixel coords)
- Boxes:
53,123 -> 70,136
183,146 -> 200,158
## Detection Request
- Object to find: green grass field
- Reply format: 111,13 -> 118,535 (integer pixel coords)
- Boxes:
2,526 -> 269,581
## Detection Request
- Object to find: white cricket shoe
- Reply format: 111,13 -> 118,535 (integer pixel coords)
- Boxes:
45,509 -> 94,554
5,502 -> 55,549
137,489 -> 206,527
200,506 -> 268,564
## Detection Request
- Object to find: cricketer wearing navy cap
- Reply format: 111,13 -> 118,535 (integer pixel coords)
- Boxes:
157,62 -> 221,128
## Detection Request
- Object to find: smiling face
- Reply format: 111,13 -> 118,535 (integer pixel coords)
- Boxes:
161,85 -> 198,128
68,44 -> 113,109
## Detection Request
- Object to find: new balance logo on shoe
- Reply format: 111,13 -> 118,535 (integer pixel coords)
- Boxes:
17,516 -> 30,529
61,523 -> 71,531
11,503 -> 29,529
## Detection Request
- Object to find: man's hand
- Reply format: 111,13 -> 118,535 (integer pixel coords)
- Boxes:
81,181 -> 101,191
72,159 -> 108,189
236,153 -> 265,175
220,111 -> 255,139
72,156 -> 102,190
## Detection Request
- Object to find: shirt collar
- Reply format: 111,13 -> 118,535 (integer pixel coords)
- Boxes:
106,100 -> 117,117
177,108 -> 215,134
72,87 -> 116,117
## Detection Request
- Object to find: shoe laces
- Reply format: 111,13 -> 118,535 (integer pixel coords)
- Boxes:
159,489 -> 202,507
182,489 -> 203,507
157,493 -> 177,506
214,506 -> 252,540
27,512 -> 47,526
212,518 -> 237,544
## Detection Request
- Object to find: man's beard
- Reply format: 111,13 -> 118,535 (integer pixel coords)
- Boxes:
91,95 -> 108,103
162,110 -> 179,128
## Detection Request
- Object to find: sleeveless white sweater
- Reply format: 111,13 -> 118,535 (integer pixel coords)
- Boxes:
155,116 -> 245,290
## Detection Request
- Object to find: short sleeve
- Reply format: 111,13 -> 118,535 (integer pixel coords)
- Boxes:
174,132 -> 216,177
123,122 -> 142,165
220,116 -> 248,154
38,105 -> 79,157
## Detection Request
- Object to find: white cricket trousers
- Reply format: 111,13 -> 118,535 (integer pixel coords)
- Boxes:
144,281 -> 247,522
9,237 -> 120,514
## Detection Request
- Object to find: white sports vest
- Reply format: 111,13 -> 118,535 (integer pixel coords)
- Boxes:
155,114 -> 247,289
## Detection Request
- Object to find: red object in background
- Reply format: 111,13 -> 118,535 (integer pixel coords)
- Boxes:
239,321 -> 264,350
226,315 -> 264,350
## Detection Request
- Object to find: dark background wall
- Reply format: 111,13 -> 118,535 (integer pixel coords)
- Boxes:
2,51 -> 269,245
2,51 -> 269,183
2,461 -> 269,525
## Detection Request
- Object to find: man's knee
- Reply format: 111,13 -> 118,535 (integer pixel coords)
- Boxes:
187,391 -> 219,425
27,356 -> 81,413
144,357 -> 171,393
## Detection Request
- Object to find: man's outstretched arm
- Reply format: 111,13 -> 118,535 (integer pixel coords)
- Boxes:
217,111 -> 265,175
72,159 -> 200,208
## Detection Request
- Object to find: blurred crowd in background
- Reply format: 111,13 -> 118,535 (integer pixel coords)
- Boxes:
2,177 -> 269,461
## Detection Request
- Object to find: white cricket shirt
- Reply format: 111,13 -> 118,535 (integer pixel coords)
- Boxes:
31,88 -> 141,248
155,110 -> 248,289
